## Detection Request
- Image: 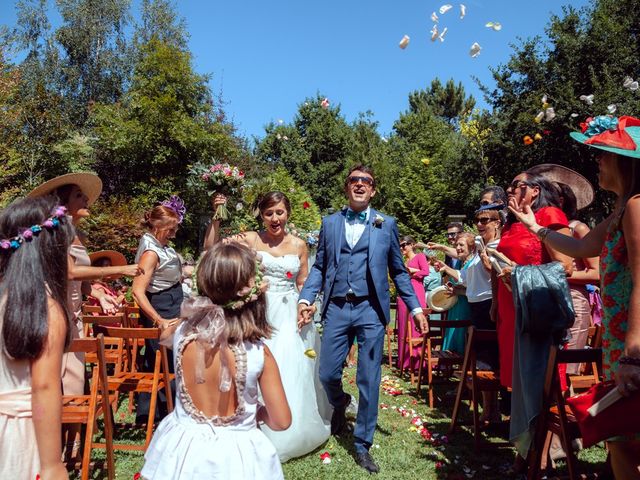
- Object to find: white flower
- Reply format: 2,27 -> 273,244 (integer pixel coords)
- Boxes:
374,214 -> 385,227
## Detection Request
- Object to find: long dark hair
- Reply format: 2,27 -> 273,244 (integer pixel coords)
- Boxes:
617,155 -> 640,203
557,182 -> 578,221
0,196 -> 74,359
523,172 -> 562,211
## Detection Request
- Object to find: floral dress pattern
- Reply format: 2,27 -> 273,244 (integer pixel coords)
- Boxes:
599,213 -> 632,380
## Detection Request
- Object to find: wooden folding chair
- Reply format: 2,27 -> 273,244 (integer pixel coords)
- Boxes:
61,334 -> 115,480
398,309 -> 427,384
98,326 -> 174,451
416,317 -> 472,407
386,302 -> 398,367
568,324 -> 602,393
449,327 -> 501,451
527,346 -> 602,480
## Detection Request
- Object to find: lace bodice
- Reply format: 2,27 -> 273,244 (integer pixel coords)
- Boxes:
259,252 -> 300,294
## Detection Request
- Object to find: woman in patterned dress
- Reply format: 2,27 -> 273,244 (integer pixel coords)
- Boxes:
513,115 -> 640,479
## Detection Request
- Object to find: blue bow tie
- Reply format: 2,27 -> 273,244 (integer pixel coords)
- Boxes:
346,209 -> 367,222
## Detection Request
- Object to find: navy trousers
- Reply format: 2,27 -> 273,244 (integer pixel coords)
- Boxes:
319,298 -> 385,454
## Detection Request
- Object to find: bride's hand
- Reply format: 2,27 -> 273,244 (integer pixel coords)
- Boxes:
297,304 -> 316,330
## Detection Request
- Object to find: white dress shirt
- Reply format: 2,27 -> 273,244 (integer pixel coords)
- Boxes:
345,206 -> 370,248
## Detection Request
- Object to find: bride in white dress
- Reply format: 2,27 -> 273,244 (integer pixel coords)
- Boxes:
209,191 -> 331,461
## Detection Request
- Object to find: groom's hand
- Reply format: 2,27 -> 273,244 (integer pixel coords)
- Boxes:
414,313 -> 429,335
297,303 -> 317,331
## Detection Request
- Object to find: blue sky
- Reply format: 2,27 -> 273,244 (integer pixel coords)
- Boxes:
1,0 -> 591,140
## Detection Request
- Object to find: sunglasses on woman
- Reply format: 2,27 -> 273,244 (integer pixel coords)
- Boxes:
399,242 -> 409,248
475,216 -> 496,225
507,180 -> 534,191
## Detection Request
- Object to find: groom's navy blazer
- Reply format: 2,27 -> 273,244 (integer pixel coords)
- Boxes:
299,207 -> 420,324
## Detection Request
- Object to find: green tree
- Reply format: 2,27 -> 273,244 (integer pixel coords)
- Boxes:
407,78 -> 475,126
90,37 -> 239,198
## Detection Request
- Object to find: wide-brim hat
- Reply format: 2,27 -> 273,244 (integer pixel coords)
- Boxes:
527,163 -> 594,210
427,286 -> 459,312
89,250 -> 127,267
27,172 -> 102,206
569,115 -> 640,160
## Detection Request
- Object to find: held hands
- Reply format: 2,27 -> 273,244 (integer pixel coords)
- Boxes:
297,303 -> 316,331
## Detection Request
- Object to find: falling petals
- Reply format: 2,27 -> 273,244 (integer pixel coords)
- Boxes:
304,348 -> 317,358
579,94 -> 594,105
534,111 -> 544,123
486,21 -> 502,31
534,133 -> 543,141
545,107 -> 556,121
623,76 -> 639,91
438,27 -> 448,42
431,11 -> 439,23
459,4 -> 466,19
439,4 -> 453,14
286,271 -> 293,279
571,113 -> 579,118
607,104 -> 617,114
523,135 -> 534,145
302,201 -> 310,209
320,451 -> 332,464
430,24 -> 439,42
277,119 -> 283,125
399,34 -> 410,49
469,42 -> 481,57
421,157 -> 431,165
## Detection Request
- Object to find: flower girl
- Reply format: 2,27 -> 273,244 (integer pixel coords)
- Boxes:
141,242 -> 291,479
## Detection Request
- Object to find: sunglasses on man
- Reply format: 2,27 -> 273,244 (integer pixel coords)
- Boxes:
446,232 -> 459,239
348,176 -> 374,186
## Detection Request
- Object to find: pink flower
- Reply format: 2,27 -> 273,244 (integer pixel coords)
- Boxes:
202,173 -> 210,181
22,229 -> 33,239
0,240 -> 10,249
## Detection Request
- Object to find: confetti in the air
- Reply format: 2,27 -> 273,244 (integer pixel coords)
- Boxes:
399,35 -> 410,49
534,111 -> 544,123
485,21 -> 502,31
469,42 -> 482,57
439,4 -> 453,14
321,98 -> 330,109
431,11 -> 439,23
430,25 -> 439,42
438,27 -> 448,42
607,104 -> 617,114
580,94 -> 594,105
460,4 -> 466,19
623,76 -> 639,91
571,113 -> 579,118
545,107 -> 556,121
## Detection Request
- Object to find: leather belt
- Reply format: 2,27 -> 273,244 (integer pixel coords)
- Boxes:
332,292 -> 369,303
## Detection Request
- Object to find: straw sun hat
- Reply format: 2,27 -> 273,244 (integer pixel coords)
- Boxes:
27,172 -> 103,206
427,285 -> 459,312
527,163 -> 594,211
89,250 -> 127,267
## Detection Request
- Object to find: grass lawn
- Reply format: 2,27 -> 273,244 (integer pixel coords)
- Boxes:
72,345 -> 609,479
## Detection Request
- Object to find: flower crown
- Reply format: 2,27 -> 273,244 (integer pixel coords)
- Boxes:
223,254 -> 269,310
0,206 -> 68,253
161,195 -> 186,223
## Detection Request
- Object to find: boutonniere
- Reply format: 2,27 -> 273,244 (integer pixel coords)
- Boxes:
373,214 -> 385,227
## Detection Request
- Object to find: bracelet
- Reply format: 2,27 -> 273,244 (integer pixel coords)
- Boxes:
536,227 -> 551,242
619,356 -> 640,367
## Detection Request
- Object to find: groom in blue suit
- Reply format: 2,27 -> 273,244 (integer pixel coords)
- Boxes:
298,165 -> 428,473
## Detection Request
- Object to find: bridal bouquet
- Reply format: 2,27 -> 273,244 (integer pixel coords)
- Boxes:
188,161 -> 245,220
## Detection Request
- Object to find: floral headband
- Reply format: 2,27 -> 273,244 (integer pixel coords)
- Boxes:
161,195 -> 186,223
223,254 -> 269,310
0,206 -> 68,253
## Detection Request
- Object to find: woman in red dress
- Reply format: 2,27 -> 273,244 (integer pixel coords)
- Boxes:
495,171 -> 574,389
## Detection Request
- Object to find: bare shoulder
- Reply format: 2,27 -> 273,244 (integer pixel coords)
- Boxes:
623,195 -> 640,225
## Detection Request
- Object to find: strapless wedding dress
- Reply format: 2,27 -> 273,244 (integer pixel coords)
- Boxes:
258,251 -> 332,462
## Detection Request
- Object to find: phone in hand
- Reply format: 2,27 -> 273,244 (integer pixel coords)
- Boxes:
474,235 -> 485,253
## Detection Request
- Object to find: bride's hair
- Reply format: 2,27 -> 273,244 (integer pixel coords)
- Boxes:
197,242 -> 272,344
258,191 -> 291,216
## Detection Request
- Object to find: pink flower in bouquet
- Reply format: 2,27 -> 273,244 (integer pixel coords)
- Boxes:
202,173 -> 210,181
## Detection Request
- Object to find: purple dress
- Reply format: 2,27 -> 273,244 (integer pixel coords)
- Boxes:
396,253 -> 429,371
